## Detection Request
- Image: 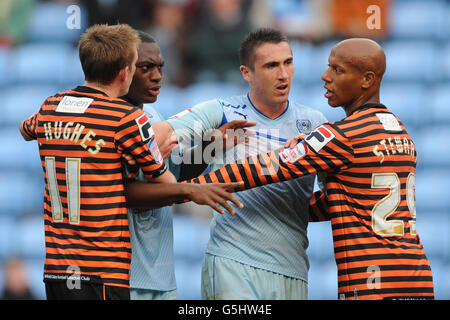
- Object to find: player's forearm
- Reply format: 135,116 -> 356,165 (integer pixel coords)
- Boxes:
124,179 -> 191,209
185,149 -> 304,190
152,121 -> 175,149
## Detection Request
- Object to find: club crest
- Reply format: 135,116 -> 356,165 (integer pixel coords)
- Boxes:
296,120 -> 312,134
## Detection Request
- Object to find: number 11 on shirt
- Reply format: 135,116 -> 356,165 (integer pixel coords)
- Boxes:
45,156 -> 81,225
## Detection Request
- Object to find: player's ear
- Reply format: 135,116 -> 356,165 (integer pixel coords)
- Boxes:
362,71 -> 376,89
240,65 -> 251,83
118,66 -> 129,82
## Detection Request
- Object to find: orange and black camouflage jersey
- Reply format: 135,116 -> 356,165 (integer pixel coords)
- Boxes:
22,86 -> 167,288
189,103 -> 434,300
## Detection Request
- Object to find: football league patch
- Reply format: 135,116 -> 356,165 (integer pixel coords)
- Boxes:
148,135 -> 163,164
135,114 -> 154,142
305,125 -> 335,153
279,141 -> 309,163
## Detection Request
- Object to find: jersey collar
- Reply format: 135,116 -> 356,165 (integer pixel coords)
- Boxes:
74,85 -> 109,97
348,103 -> 387,116
246,93 -> 290,122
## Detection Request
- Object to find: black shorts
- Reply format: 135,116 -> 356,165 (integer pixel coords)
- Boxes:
45,281 -> 130,300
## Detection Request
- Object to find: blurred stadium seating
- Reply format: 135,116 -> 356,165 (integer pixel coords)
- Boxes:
0,0 -> 448,300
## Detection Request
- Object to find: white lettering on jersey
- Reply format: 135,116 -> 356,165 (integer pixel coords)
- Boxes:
305,125 -> 335,153
56,96 -> 93,113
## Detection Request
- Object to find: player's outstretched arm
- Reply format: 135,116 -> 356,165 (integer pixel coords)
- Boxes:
124,180 -> 244,214
184,124 -> 353,192
184,148 -> 306,191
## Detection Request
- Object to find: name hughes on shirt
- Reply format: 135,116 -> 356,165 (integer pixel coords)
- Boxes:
41,121 -> 106,155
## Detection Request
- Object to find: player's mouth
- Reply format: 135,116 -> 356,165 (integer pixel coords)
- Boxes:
324,86 -> 334,99
275,83 -> 289,95
147,85 -> 161,96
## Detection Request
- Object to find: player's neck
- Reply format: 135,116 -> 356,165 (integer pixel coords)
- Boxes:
122,95 -> 144,109
84,81 -> 122,98
344,91 -> 380,116
248,92 -> 288,120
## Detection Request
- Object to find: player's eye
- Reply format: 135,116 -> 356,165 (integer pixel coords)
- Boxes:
266,62 -> 279,69
138,65 -> 149,72
332,66 -> 342,74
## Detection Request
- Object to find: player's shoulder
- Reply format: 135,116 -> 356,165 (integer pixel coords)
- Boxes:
334,104 -> 393,131
217,94 -> 248,109
214,94 -> 250,121
143,104 -> 165,123
289,100 -> 321,114
65,86 -> 138,111
288,100 -> 327,123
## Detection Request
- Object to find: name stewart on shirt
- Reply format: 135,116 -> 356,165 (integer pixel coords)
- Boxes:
372,136 -> 416,164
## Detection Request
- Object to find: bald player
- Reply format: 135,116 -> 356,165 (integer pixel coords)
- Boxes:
188,38 -> 435,300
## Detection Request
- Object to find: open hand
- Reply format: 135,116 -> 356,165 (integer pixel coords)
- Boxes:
210,120 -> 256,149
187,182 -> 244,215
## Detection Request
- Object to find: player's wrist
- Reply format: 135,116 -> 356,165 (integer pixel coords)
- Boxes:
181,183 -> 195,200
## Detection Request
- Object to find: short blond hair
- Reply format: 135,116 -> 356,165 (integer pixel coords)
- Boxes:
78,24 -> 141,85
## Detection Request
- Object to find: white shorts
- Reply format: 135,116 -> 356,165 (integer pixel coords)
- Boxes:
201,253 -> 308,300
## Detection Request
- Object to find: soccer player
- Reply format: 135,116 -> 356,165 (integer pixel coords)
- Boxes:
19,24 -> 242,300
153,28 -> 327,300
122,32 -> 178,300
120,31 -> 248,300
190,38 -> 435,300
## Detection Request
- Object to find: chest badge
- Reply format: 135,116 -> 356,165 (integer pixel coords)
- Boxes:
296,120 -> 312,134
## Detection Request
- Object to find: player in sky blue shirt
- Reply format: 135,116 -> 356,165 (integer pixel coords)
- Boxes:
122,32 -> 244,300
158,28 -> 327,299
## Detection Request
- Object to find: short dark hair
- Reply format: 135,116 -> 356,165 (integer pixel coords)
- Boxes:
136,30 -> 156,44
239,28 -> 289,69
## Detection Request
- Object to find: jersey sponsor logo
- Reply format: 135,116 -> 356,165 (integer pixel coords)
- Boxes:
305,125 -> 335,153
233,110 -> 248,119
136,114 -> 154,142
56,96 -> 93,113
170,108 -> 192,119
279,141 -> 309,163
296,119 -> 312,134
376,113 -> 402,132
219,101 -> 247,110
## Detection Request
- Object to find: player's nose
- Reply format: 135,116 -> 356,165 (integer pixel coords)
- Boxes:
321,68 -> 331,83
150,68 -> 162,82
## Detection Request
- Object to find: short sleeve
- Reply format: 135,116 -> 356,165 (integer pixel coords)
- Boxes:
115,108 -> 167,179
166,99 -> 225,152
22,112 -> 39,139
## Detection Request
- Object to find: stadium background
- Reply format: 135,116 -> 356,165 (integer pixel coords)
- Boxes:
0,0 -> 449,300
